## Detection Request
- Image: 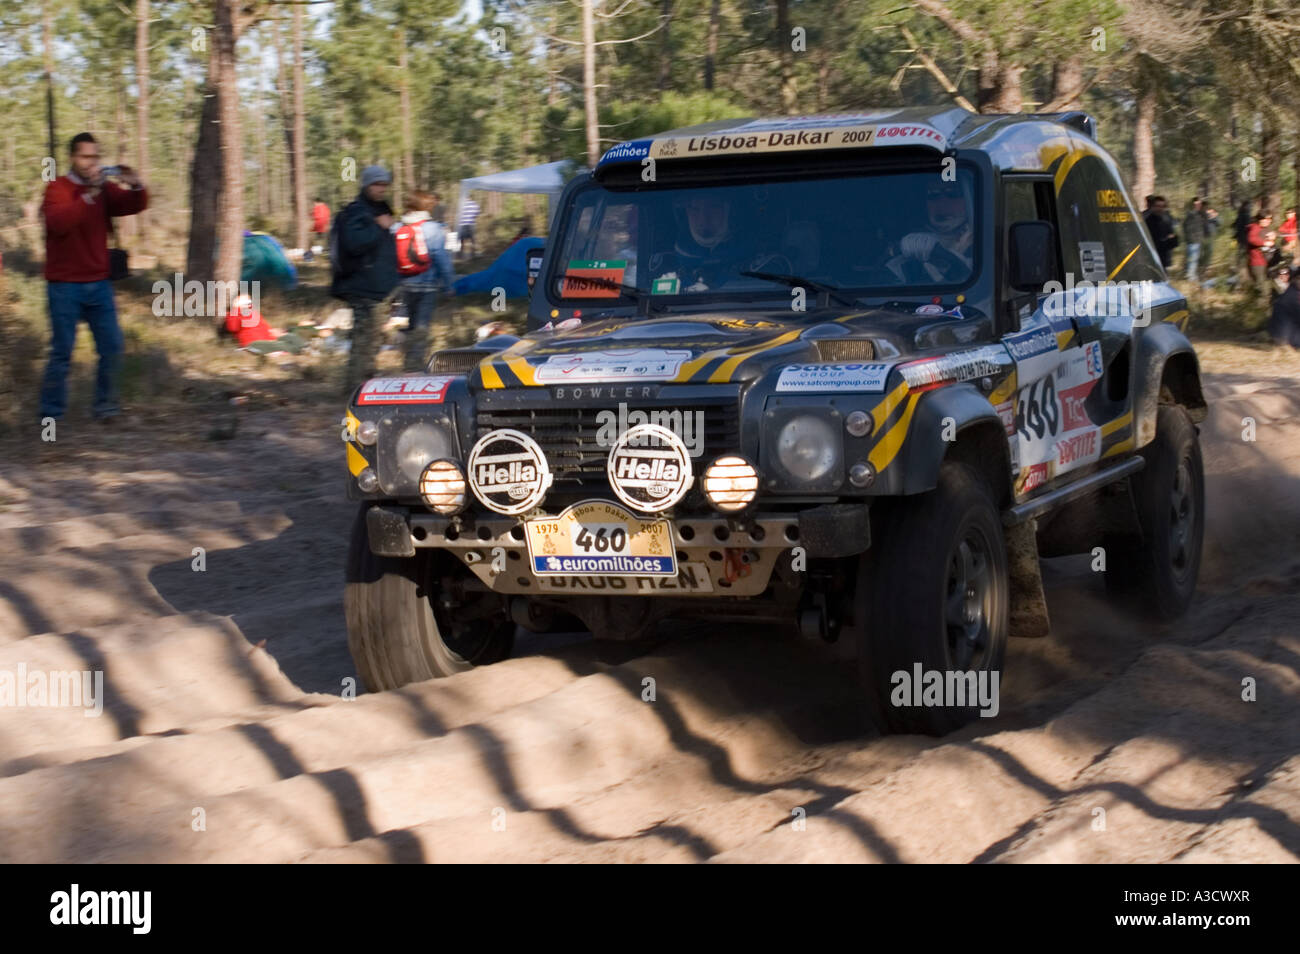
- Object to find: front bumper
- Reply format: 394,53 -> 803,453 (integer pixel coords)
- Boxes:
366,501 -> 870,598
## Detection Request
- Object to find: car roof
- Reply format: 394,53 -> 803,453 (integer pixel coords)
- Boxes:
595,107 -> 1100,174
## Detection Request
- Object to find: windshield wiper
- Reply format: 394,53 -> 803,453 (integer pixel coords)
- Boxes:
556,274 -> 657,317
739,270 -> 858,309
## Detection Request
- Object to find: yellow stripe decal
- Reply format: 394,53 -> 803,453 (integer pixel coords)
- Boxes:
506,358 -> 538,386
1107,245 -> 1140,282
479,359 -> 506,389
868,392 -> 920,473
1101,436 -> 1135,459
1055,329 -> 1075,349
705,331 -> 803,383
1164,309 -> 1189,331
989,369 -> 1018,406
1101,411 -> 1132,438
346,442 -> 368,477
870,382 -> 910,436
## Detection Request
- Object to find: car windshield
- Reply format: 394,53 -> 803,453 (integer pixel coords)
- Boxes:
549,167 -> 979,305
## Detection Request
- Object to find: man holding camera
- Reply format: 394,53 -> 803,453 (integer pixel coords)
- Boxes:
330,164 -> 399,393
39,132 -> 148,425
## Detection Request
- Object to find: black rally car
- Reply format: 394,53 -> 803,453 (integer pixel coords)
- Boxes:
342,107 -> 1206,734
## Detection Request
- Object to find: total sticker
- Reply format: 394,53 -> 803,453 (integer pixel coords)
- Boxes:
775,362 -> 893,393
535,349 -> 691,383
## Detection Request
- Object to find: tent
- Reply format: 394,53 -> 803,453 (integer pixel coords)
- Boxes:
241,231 -> 298,290
456,159 -> 581,231
453,236 -> 546,299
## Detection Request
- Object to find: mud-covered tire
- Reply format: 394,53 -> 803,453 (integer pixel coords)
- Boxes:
1105,405 -> 1204,620
344,506 -> 514,692
856,461 -> 1009,736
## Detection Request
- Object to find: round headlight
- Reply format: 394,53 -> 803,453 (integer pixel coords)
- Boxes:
845,410 -> 871,438
356,419 -> 379,445
420,459 -> 467,514
396,422 -> 455,484
776,415 -> 838,482
702,455 -> 759,512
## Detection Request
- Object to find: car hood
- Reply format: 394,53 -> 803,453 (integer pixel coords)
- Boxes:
473,306 -> 992,389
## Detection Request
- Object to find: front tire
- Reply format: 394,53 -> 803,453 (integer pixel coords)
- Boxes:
344,506 -> 514,691
1105,405 -> 1204,619
856,462 -> 1009,736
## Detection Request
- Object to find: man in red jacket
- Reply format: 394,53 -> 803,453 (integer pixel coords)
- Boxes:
39,132 -> 148,424
1246,212 -> 1274,300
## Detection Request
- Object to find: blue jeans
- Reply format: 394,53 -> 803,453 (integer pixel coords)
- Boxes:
1185,242 -> 1202,281
401,287 -> 438,371
40,280 -> 123,419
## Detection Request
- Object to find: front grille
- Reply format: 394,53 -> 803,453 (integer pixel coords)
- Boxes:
814,338 -> 875,362
476,403 -> 741,488
431,350 -> 486,374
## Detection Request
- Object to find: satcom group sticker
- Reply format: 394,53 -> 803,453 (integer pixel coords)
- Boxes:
467,428 -> 553,515
607,423 -> 694,513
775,362 -> 893,393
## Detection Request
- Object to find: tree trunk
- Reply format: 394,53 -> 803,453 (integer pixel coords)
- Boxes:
43,0 -> 55,160
1050,55 -> 1084,110
272,18 -> 297,239
293,2 -> 309,251
776,0 -> 796,114
213,0 -> 244,289
979,61 -> 1024,113
397,24 -> 413,197
1133,78 -> 1157,204
582,0 -> 598,167
185,77 -> 222,285
704,0 -> 719,91
1260,110 -> 1281,216
254,68 -> 269,217
658,0 -> 672,91
135,0 -> 150,244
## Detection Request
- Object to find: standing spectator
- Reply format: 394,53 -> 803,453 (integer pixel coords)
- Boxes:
306,197 -> 331,261
1143,195 -> 1178,269
1233,200 -> 1254,279
393,189 -> 455,371
457,195 -> 481,260
1279,208 -> 1298,264
1246,212 -> 1274,299
330,165 -> 399,393
1183,196 -> 1209,282
430,193 -> 447,225
1203,206 -> 1221,274
1267,266 -> 1300,348
38,132 -> 148,425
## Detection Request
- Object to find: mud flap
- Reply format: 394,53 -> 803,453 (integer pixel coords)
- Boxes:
1005,519 -> 1051,638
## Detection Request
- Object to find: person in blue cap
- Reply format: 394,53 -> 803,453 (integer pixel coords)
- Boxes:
331,164 -> 399,392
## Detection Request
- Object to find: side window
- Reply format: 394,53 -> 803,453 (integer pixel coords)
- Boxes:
1003,177 -> 1062,324
1056,145 -> 1163,285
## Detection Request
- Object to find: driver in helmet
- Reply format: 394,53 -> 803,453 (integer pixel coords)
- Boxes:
886,179 -> 974,284
652,193 -> 760,292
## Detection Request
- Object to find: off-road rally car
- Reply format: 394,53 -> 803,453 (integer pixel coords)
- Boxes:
342,107 -> 1206,734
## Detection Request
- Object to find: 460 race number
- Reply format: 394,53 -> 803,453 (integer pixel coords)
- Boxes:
575,525 -> 629,553
1017,375 -> 1059,441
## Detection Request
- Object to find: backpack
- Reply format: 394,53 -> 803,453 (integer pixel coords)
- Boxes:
394,221 -> 431,275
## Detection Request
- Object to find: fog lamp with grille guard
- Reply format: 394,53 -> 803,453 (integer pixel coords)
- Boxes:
420,459 -> 467,514
702,455 -> 759,512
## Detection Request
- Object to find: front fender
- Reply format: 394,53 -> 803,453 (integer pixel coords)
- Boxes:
1134,321 -> 1206,448
890,382 -> 1007,496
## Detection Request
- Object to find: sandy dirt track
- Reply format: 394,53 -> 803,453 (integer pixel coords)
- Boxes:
0,366 -> 1296,863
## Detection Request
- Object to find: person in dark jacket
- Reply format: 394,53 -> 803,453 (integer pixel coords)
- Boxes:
1143,196 -> 1177,269
1268,266 -> 1300,348
331,165 -> 399,393
1183,197 -> 1209,281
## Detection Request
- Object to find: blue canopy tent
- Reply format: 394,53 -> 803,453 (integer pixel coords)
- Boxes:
452,236 -> 546,299
241,231 -> 298,290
